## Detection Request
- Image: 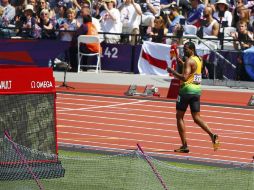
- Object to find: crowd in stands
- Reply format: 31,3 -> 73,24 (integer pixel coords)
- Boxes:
0,0 -> 253,79
1,0 -> 254,44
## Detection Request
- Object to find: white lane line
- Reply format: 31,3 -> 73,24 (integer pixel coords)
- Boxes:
59,142 -> 252,164
57,99 -> 149,112
57,101 -> 254,116
58,125 -> 254,145
58,142 -> 252,164
57,118 -> 254,136
57,97 -> 136,104
57,93 -> 254,111
57,108 -> 254,123
57,135 -> 254,155
57,112 -> 254,130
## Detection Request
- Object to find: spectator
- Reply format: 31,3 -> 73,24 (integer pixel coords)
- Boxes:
149,15 -> 168,43
59,8 -> 80,41
37,0 -> 56,19
160,0 -> 190,15
119,0 -> 142,45
55,1 -> 68,29
16,4 -> 38,38
0,6 -> 3,26
37,9 -> 56,39
91,0 -> 105,19
237,7 -> 252,30
27,0 -> 38,13
140,0 -> 160,33
232,0 -> 244,27
166,3 -> 184,33
77,0 -> 101,33
230,20 -> 253,80
160,0 -> 176,11
0,0 -> 15,26
186,0 -> 205,28
203,0 -> 216,11
202,6 -> 219,36
213,0 -> 233,27
100,0 -> 122,43
250,7 -> 254,31
231,20 -> 253,50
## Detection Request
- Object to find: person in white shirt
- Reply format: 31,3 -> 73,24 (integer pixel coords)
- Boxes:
100,0 -> 122,43
213,0 -> 233,27
59,8 -> 80,41
203,6 -> 219,36
0,0 -> 15,26
119,0 -> 142,45
140,0 -> 160,32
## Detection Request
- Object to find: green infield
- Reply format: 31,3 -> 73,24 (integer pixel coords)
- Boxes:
0,150 -> 253,190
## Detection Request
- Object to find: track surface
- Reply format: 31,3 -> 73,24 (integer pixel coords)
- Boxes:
56,82 -> 254,164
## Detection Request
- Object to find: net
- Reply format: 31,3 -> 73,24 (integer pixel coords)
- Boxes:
0,132 -> 65,190
51,151 -> 253,190
1,139 -> 253,190
43,150 -> 254,190
0,94 -> 56,155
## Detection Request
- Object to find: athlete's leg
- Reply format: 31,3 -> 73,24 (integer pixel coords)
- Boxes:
176,110 -> 187,147
190,95 -> 220,150
191,112 -> 213,137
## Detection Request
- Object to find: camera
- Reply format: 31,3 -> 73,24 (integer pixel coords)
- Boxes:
200,19 -> 208,26
218,11 -> 225,18
179,18 -> 186,25
163,10 -> 171,15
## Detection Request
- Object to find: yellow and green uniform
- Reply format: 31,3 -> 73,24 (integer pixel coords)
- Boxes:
179,55 -> 202,95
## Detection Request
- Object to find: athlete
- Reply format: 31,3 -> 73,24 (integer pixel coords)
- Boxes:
167,41 -> 219,153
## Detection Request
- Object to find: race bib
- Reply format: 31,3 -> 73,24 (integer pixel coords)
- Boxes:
193,74 -> 202,84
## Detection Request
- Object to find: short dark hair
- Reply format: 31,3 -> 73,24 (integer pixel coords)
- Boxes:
83,15 -> 92,23
184,41 -> 196,51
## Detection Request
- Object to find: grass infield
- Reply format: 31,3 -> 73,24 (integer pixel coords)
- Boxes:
0,150 -> 253,190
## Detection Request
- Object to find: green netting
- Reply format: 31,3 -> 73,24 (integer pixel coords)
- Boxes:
0,133 -> 65,190
1,135 -> 254,190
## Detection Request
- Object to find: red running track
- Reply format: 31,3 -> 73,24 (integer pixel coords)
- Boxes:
56,82 -> 254,165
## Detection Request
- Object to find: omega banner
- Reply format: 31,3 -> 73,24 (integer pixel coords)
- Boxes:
0,67 -> 55,94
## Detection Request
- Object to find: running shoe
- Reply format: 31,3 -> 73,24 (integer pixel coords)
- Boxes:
211,134 -> 220,151
174,146 -> 189,153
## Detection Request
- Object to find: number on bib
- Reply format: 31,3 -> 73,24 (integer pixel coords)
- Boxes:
193,74 -> 202,84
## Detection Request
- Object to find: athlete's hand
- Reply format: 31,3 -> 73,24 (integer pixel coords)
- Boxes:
176,56 -> 184,65
167,67 -> 173,73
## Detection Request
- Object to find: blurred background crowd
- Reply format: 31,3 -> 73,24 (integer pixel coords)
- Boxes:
0,0 -> 253,46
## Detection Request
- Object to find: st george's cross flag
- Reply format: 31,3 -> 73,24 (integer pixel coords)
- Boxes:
138,41 -> 212,76
138,41 -> 175,77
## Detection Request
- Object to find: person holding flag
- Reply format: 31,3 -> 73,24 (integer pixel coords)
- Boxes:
167,41 -> 220,153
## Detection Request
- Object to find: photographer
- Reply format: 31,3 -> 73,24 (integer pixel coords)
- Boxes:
119,0 -> 142,45
161,0 -> 190,15
100,0 -> 122,43
139,0 -> 160,33
165,4 -> 184,33
91,0 -> 105,20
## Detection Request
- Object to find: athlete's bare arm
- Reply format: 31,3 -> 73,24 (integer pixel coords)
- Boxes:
167,58 -> 196,82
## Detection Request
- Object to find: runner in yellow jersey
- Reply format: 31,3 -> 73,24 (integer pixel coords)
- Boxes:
167,41 -> 220,153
